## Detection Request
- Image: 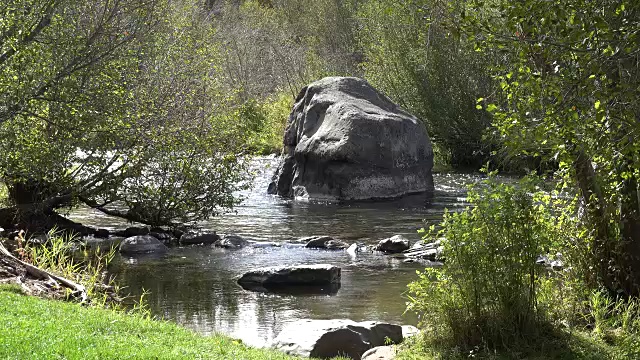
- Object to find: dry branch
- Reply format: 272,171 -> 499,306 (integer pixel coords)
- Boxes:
0,241 -> 88,303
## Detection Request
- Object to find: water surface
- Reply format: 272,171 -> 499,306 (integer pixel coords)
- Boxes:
70,156 -> 480,347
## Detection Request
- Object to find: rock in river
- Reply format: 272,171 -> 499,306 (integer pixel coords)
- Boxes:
119,235 -> 168,255
179,231 -> 220,246
237,264 -> 340,293
374,235 -> 410,253
302,236 -> 348,250
272,319 -> 404,360
268,76 -> 434,201
215,234 -> 249,249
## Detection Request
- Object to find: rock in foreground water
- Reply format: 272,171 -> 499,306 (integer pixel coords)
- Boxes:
374,235 -> 410,253
268,76 -> 434,201
272,319 -> 404,359
302,236 -> 348,250
179,232 -> 220,245
119,235 -> 168,255
237,264 -> 340,292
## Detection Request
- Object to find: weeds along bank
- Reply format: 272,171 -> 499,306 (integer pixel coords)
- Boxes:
402,176 -> 640,359
0,232 -> 304,359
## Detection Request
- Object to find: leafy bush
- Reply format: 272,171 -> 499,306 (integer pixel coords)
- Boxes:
407,176 -> 556,351
358,0 -> 492,168
239,92 -> 293,155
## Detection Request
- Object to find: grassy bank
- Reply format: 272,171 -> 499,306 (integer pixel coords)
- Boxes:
0,285 -> 298,360
395,329 -> 622,360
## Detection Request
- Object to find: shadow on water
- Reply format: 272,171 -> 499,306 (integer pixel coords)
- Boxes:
237,283 -> 342,296
69,156 -> 486,347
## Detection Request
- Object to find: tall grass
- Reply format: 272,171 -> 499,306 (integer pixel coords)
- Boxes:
17,229 -> 146,312
404,175 -> 640,358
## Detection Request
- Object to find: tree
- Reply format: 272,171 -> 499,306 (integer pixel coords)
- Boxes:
358,0 -> 493,167
0,0 -> 249,230
465,0 -> 640,295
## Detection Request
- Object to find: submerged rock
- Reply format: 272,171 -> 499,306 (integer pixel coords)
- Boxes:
237,264 -> 341,293
119,235 -> 168,255
302,236 -> 348,250
268,77 -> 434,201
374,235 -> 410,253
272,319 -> 404,359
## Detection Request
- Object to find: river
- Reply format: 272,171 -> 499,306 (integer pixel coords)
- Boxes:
68,155 -> 481,347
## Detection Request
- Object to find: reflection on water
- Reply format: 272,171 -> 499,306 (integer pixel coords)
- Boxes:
69,156 -> 483,347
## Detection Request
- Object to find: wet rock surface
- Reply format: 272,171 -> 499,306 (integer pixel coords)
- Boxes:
119,235 -> 168,255
237,264 -> 341,293
272,319 -> 405,359
374,235 -> 410,253
303,236 -> 348,250
268,77 -> 434,201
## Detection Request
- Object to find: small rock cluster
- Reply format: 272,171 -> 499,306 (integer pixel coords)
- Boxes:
272,319 -> 418,360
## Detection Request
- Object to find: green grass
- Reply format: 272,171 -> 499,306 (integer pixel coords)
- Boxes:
395,326 -> 630,360
0,285 -> 300,360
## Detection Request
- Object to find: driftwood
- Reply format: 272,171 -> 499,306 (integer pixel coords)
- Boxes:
0,241 -> 88,303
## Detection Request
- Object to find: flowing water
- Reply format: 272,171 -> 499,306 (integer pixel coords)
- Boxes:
69,156 -> 482,347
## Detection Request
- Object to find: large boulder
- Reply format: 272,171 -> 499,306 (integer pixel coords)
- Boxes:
119,235 -> 168,255
374,235 -> 410,253
272,319 -> 404,360
237,264 -> 340,293
268,77 -> 434,201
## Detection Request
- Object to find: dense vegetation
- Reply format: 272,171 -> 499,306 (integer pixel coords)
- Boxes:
402,0 -> 640,358
2,0 -> 640,358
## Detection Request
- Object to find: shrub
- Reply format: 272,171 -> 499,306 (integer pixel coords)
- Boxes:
240,92 -> 293,155
407,176 -> 556,351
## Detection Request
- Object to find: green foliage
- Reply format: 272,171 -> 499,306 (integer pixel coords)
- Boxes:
395,326 -> 622,359
238,92 -> 293,155
358,0 -> 492,167
0,0 -> 250,227
463,0 -> 640,294
408,176 -> 556,350
0,287 -> 303,359
0,182 -> 7,208
18,230 -> 124,308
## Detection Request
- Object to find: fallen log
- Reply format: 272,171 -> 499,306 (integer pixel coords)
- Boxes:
0,241 -> 88,303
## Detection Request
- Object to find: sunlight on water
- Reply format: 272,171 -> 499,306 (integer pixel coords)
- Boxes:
68,156 -> 486,346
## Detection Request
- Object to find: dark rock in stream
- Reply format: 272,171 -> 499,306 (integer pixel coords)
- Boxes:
149,231 -> 177,246
94,228 -> 110,239
179,231 -> 220,246
237,264 -> 341,293
114,226 -> 150,238
374,235 -> 410,253
215,234 -> 249,249
268,76 -> 434,201
303,236 -> 348,250
272,319 -> 404,359
119,235 -> 168,255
